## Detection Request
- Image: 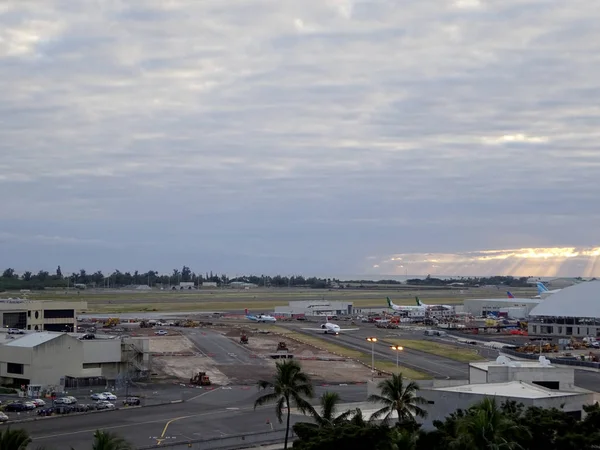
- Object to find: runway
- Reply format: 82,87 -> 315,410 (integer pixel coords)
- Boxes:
183,328 -> 255,365
18,384 -> 366,450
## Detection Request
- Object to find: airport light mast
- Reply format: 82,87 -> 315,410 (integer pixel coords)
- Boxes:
366,337 -> 377,380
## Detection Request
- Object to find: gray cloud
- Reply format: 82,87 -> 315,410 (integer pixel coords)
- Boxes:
1,0 -> 600,276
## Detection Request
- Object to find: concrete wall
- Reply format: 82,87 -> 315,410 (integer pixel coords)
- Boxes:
469,367 -> 487,384
82,339 -> 121,364
31,335 -> 83,385
487,366 -> 574,389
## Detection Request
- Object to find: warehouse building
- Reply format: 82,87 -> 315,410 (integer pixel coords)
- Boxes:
274,301 -> 353,317
463,298 -> 540,317
0,299 -> 87,332
528,281 -> 600,337
0,331 -> 150,393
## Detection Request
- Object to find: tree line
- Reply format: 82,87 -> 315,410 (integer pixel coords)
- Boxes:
257,360 -> 600,450
0,429 -> 130,450
1,265 -> 542,292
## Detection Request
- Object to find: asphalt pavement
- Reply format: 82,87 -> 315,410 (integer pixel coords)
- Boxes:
182,329 -> 254,365
16,384 -> 366,450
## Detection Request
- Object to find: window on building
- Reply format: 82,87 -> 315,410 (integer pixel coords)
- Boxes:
566,327 -> 573,334
43,309 -> 75,319
558,326 -> 562,334
7,363 -> 24,375
34,311 -> 39,319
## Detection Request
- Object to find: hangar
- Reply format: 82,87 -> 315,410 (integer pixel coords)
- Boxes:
528,281 -> 600,337
463,298 -> 540,317
274,301 -> 353,317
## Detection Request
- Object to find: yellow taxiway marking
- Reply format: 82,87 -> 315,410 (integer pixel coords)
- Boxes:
156,415 -> 192,445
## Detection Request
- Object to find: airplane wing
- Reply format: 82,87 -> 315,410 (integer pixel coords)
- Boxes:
338,328 -> 360,332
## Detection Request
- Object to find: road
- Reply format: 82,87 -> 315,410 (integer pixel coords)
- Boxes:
17,384 -> 366,450
182,329 -> 254,365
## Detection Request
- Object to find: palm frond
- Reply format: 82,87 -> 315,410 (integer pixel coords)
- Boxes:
254,392 -> 280,409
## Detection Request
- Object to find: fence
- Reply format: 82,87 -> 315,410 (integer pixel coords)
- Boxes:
136,429 -> 295,450
500,348 -> 600,369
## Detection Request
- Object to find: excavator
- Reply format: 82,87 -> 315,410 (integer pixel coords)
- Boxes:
190,371 -> 211,386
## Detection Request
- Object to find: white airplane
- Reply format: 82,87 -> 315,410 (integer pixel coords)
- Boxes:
245,309 -> 277,323
301,317 -> 359,335
534,282 -> 561,298
415,297 -> 453,310
386,297 -> 426,313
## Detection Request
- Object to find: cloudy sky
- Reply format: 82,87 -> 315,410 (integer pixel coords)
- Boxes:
1,0 -> 600,278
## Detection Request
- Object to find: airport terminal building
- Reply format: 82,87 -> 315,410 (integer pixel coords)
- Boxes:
0,299 -> 87,332
274,301 -> 353,317
528,281 -> 600,337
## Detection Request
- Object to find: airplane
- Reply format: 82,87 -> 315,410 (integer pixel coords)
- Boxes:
415,297 -> 453,310
301,316 -> 359,335
245,309 -> 277,323
535,282 -> 561,298
507,291 -> 515,298
386,297 -> 426,312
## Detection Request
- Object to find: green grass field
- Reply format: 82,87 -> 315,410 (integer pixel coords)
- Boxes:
256,328 -> 431,380
385,339 -> 485,362
7,286 -> 536,313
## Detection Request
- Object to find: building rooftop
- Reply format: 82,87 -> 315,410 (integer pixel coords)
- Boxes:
3,332 -> 64,348
434,381 -> 575,399
529,280 -> 600,318
470,360 -> 556,372
467,298 -> 541,304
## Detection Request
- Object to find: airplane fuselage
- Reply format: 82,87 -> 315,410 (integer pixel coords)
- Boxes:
321,323 -> 341,334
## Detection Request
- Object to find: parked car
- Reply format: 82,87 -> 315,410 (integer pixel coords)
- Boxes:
122,397 -> 140,406
5,402 -> 29,412
0,412 -> 9,422
154,330 -> 168,336
54,397 -> 76,405
23,401 -> 36,410
95,401 -> 115,410
7,328 -> 24,334
90,393 -> 107,401
31,399 -> 46,407
101,392 -> 117,401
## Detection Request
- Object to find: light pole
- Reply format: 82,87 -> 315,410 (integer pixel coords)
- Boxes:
366,337 -> 377,380
390,345 -> 403,368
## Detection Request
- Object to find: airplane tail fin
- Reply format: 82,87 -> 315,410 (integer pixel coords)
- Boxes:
415,297 -> 423,306
507,291 -> 515,299
537,282 -> 548,294
245,308 -> 249,315
386,297 -> 393,308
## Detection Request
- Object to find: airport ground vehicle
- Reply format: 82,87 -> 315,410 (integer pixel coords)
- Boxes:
190,371 -> 211,386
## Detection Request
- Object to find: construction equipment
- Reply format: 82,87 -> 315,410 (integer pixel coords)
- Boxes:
190,371 -> 211,386
240,334 -> 249,344
276,342 -> 288,352
103,318 -> 120,328
183,320 -> 199,328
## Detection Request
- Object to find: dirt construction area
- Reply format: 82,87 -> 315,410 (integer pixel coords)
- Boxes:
149,326 -> 372,385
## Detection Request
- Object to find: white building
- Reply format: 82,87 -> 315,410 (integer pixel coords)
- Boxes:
0,331 -> 150,391
528,280 -> 600,337
202,282 -> 218,288
0,299 -> 87,332
274,301 -> 353,317
463,298 -> 540,317
178,282 -> 195,289
368,355 -> 598,428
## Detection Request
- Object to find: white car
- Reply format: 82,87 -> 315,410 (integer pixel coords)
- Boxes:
154,330 -> 168,336
31,399 -> 46,407
90,393 -> 107,401
0,412 -> 8,422
96,400 -> 115,409
101,392 -> 117,401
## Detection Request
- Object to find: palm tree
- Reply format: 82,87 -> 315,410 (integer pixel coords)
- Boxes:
304,391 -> 355,428
367,373 -> 428,425
92,430 -> 133,450
0,428 -> 31,450
451,397 -> 529,450
254,359 -> 314,449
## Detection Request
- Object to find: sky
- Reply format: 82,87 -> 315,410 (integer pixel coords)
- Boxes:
1,0 -> 600,278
